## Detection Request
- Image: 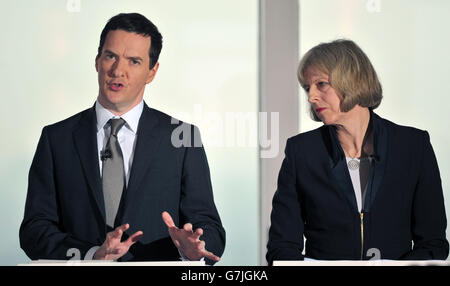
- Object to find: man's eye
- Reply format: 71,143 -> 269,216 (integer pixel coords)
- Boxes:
105,54 -> 115,60
131,60 -> 140,65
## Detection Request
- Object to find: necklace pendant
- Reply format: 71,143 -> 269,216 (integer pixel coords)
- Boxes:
347,159 -> 360,170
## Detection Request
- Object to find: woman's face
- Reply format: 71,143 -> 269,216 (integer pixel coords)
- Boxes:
303,67 -> 344,125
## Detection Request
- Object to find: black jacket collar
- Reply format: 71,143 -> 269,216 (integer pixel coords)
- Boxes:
326,109 -> 388,213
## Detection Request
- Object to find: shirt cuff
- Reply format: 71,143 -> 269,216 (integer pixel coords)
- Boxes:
178,249 -> 205,262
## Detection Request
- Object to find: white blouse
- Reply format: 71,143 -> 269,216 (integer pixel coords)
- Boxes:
346,157 -> 373,212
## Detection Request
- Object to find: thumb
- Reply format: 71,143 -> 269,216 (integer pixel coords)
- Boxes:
162,211 -> 176,228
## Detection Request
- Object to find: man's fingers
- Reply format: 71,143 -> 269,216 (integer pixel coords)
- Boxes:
125,231 -> 143,246
131,231 -> 144,243
162,211 -> 176,228
106,224 -> 126,243
183,223 -> 193,233
193,228 -> 203,240
117,223 -> 130,232
112,224 -> 129,238
202,249 -> 220,262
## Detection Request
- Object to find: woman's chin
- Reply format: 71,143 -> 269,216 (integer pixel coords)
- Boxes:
320,117 -> 332,125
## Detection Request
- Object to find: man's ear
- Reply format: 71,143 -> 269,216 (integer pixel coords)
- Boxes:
146,62 -> 159,84
95,55 -> 99,72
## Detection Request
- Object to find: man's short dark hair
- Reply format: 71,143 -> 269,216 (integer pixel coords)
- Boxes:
97,13 -> 163,69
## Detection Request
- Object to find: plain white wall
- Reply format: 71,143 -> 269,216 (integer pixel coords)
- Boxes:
259,0 -> 299,265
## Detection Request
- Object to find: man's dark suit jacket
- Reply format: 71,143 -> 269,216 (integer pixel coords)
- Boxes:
20,102 -> 225,264
267,111 -> 448,264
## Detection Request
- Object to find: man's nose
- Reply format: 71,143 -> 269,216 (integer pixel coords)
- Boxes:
110,58 -> 125,77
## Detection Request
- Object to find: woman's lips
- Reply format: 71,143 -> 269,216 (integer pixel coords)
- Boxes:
315,107 -> 326,113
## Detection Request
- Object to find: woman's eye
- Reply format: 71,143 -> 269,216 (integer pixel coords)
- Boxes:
317,81 -> 330,91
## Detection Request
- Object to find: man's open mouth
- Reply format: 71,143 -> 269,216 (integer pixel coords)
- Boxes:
108,82 -> 124,91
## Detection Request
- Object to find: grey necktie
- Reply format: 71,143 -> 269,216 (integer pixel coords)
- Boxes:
102,118 -> 126,227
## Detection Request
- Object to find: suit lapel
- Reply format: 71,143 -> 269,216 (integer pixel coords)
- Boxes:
326,126 -> 359,213
120,104 -> 162,220
72,106 -> 105,222
363,112 -> 388,212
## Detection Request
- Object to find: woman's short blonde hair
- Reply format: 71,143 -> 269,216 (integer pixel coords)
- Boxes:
298,39 -> 382,121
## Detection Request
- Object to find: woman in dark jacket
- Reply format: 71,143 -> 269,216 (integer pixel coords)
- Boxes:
267,39 -> 448,264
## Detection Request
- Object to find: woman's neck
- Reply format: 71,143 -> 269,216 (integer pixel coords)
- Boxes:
335,106 -> 371,158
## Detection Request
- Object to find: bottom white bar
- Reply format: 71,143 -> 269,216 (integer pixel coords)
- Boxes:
273,260 -> 450,266
18,260 -> 205,266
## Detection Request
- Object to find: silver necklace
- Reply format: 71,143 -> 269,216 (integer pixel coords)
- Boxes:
347,158 -> 360,170
347,149 -> 360,170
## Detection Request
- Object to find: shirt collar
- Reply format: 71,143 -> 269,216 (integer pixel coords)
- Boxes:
95,100 -> 144,134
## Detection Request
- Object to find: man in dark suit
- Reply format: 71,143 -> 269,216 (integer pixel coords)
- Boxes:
19,13 -> 225,264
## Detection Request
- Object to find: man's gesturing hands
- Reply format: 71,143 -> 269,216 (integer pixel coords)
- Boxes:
162,211 -> 220,262
93,214 -> 220,262
94,224 -> 143,260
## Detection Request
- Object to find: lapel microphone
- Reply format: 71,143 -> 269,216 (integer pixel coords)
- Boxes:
369,154 -> 380,162
100,149 -> 112,161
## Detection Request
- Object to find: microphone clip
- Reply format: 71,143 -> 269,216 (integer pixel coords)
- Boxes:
100,149 -> 112,161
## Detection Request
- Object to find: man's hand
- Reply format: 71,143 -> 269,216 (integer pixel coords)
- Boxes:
162,211 -> 220,262
93,224 -> 143,260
